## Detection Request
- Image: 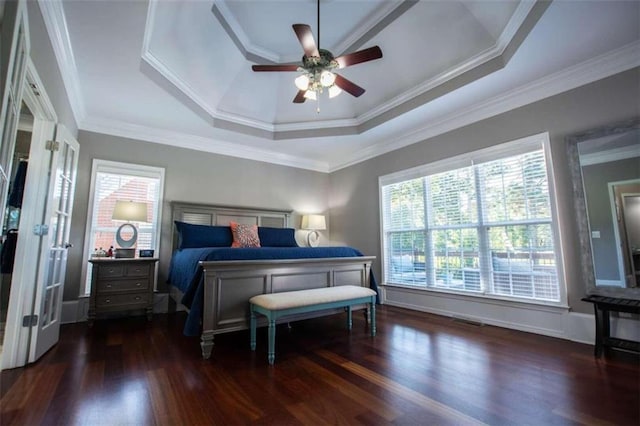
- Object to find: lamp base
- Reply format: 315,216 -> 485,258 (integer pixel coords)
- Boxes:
307,231 -> 320,247
114,248 -> 136,258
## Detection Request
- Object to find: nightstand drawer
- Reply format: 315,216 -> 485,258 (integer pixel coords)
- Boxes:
98,264 -> 124,278
96,293 -> 150,309
124,263 -> 150,277
97,278 -> 149,293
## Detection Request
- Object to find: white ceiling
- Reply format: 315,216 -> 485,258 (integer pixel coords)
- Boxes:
41,0 -> 640,172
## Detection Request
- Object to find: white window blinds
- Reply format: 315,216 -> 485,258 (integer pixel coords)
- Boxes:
380,134 -> 562,304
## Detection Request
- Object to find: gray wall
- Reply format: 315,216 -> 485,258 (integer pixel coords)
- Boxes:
582,158 -> 639,281
65,131 -> 330,299
329,68 -> 640,314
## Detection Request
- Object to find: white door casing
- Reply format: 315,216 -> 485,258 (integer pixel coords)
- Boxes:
29,124 -> 79,362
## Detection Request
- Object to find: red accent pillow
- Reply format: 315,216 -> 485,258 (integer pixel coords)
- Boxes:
230,222 -> 261,248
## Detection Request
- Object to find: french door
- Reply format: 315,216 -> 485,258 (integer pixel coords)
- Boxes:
29,124 -> 79,362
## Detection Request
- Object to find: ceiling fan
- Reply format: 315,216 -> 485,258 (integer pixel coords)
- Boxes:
251,0 -> 383,106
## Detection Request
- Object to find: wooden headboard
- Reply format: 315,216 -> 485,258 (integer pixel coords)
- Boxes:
171,202 -> 293,249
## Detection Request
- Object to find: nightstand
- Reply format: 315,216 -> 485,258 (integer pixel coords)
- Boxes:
88,257 -> 158,326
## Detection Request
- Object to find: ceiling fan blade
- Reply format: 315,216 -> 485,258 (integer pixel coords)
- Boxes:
334,74 -> 365,97
292,24 -> 320,58
252,64 -> 300,72
293,90 -> 307,103
335,46 -> 383,69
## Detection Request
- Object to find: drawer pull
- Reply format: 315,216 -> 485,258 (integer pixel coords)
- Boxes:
136,282 -> 141,287
135,268 -> 141,272
105,299 -> 111,304
135,296 -> 141,301
106,284 -> 112,288
108,269 -> 114,273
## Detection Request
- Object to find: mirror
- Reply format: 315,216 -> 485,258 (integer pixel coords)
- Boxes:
567,118 -> 640,299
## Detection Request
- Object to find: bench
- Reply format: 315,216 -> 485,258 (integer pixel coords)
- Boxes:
249,285 -> 377,364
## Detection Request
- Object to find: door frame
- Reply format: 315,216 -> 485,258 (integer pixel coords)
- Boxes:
605,179 -> 640,289
2,58 -> 58,370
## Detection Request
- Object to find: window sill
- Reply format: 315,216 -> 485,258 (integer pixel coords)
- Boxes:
381,282 -> 569,311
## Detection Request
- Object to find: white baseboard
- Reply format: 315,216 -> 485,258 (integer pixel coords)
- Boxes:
61,293 -> 170,323
382,285 -> 638,346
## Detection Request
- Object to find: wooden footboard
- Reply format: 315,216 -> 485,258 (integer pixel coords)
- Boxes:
199,256 -> 375,359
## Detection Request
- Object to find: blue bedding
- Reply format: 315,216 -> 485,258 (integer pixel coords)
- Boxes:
168,246 -> 378,336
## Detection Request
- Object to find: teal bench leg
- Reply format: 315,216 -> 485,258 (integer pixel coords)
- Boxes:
268,319 -> 276,365
347,305 -> 353,330
370,299 -> 376,336
250,308 -> 257,351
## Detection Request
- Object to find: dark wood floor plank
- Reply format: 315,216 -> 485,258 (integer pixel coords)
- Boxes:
316,349 -> 487,425
1,306 -> 638,426
3,363 -> 66,426
293,356 -> 402,422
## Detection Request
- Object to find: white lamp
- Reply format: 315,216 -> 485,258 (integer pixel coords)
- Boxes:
301,214 -> 326,247
112,200 -> 148,258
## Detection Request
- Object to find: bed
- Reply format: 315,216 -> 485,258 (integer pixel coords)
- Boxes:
168,202 -> 376,359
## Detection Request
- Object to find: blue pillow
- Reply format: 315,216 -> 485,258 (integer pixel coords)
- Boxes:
258,227 -> 298,247
174,221 -> 233,249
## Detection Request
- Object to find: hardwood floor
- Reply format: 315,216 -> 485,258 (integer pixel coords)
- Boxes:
1,306 -> 638,425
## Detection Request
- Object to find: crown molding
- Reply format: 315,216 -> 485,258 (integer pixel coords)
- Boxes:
142,44 -> 360,133
496,0 -> 537,52
37,0 -> 86,123
329,40 -> 640,172
82,41 -> 640,175
78,40 -> 639,175
357,44 -> 503,125
212,1 -> 282,63
331,1 -> 411,56
212,0 -> 409,64
143,0 -> 542,139
79,116 -> 330,173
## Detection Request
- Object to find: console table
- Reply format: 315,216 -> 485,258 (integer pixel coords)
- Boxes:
582,295 -> 640,357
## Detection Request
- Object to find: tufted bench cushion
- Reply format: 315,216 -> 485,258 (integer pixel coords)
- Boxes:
249,285 -> 377,364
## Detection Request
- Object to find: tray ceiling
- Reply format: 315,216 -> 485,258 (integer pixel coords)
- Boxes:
44,0 -> 640,172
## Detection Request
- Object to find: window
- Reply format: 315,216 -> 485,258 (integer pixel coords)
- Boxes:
81,160 -> 165,295
379,133 -> 564,304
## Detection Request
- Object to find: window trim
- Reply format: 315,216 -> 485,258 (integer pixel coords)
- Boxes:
378,132 -> 567,307
80,159 -> 165,296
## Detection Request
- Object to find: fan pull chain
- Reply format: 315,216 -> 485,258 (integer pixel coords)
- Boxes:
316,94 -> 320,114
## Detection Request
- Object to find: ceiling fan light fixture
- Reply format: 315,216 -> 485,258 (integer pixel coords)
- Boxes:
328,85 -> 342,98
251,0 -> 382,108
295,74 -> 310,91
319,70 -> 336,87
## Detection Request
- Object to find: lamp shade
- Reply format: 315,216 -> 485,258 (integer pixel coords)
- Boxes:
301,214 -> 326,230
112,200 -> 148,222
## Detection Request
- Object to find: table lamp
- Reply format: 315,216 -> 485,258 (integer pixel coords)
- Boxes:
112,200 -> 148,258
301,214 -> 326,247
